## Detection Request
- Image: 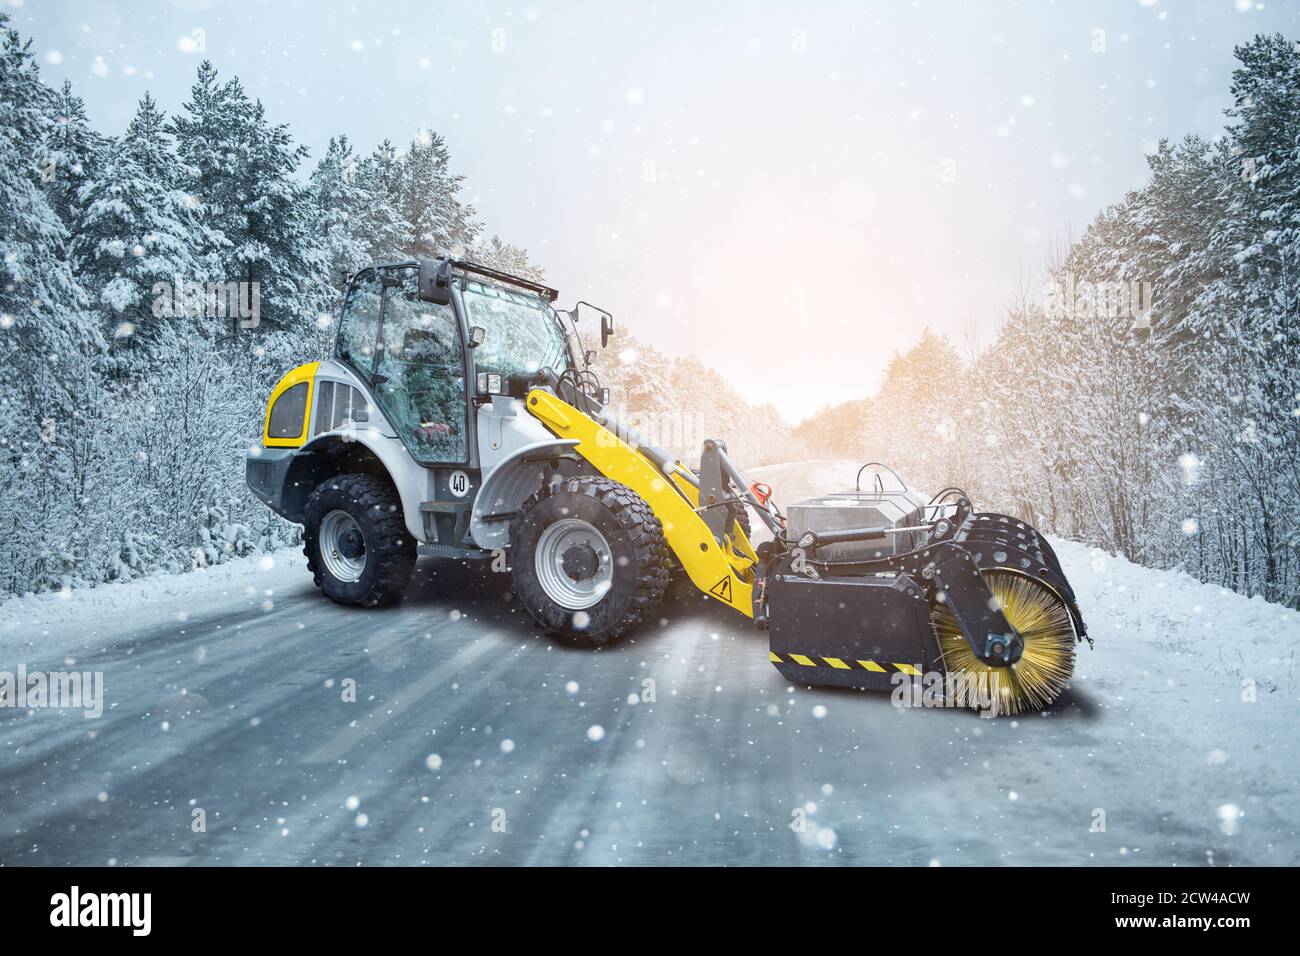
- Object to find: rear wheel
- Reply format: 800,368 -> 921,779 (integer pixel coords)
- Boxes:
510,476 -> 669,645
304,473 -> 415,607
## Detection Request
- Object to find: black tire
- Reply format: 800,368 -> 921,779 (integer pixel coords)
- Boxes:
510,476 -> 670,645
730,502 -> 753,540
303,473 -> 415,607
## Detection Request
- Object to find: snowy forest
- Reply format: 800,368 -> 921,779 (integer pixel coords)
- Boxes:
803,34 -> 1300,608
0,14 -> 536,595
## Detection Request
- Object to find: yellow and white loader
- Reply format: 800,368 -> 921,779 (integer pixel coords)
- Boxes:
247,258 -> 1090,714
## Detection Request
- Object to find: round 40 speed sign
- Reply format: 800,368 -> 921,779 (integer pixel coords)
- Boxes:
447,470 -> 471,498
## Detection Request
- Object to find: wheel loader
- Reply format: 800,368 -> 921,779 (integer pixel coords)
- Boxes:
246,257 -> 1090,715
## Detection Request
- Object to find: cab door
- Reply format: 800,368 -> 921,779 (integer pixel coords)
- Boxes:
369,267 -> 471,466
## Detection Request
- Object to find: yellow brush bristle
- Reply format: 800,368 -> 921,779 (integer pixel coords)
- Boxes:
932,568 -> 1077,715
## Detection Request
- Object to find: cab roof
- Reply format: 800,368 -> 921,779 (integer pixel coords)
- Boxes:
354,258 -> 558,303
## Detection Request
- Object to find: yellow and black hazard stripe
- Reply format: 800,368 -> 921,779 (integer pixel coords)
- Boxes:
769,651 -> 921,676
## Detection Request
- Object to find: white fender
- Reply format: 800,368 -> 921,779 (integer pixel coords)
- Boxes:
303,427 -> 431,543
470,438 -> 580,550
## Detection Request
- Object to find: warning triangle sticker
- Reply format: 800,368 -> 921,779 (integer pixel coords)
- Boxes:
708,576 -> 733,603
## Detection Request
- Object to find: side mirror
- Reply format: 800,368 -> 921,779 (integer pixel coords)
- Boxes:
417,257 -> 453,306
598,387 -> 610,406
468,325 -> 486,348
573,301 -> 615,348
351,405 -> 369,423
584,349 -> 596,367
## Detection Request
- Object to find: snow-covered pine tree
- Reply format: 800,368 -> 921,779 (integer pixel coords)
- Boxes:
310,135 -> 370,296
1192,34 -> 1300,602
41,80 -> 107,232
353,140 -> 414,263
169,61 -> 326,341
396,128 -> 478,259
126,93 -> 184,188
70,95 -> 219,363
0,15 -> 106,592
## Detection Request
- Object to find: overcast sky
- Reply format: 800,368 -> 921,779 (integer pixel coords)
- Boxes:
11,0 -> 1295,421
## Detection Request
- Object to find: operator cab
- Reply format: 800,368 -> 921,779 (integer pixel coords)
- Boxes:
335,257 -> 603,469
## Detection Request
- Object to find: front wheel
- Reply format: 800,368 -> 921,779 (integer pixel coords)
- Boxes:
510,476 -> 669,645
303,473 -> 415,607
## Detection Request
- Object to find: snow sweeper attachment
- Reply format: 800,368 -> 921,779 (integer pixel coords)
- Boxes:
756,465 -> 1089,715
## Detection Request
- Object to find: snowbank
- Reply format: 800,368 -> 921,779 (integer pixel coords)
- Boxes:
0,549 -> 309,664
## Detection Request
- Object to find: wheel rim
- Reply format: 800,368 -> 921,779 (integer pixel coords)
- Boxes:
535,518 -> 614,611
319,509 -> 367,583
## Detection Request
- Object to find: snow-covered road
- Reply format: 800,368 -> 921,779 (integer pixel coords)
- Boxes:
1,461 -> 1297,866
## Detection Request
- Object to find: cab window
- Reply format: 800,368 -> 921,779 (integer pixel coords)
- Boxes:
338,273 -> 382,376
314,381 -> 369,433
268,382 -> 309,439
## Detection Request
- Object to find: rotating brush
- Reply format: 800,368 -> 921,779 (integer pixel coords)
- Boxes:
932,568 -> 1077,715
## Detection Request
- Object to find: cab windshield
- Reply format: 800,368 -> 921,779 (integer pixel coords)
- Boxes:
460,279 -> 570,379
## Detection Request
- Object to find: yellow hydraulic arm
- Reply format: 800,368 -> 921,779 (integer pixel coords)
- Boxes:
525,389 -> 757,618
